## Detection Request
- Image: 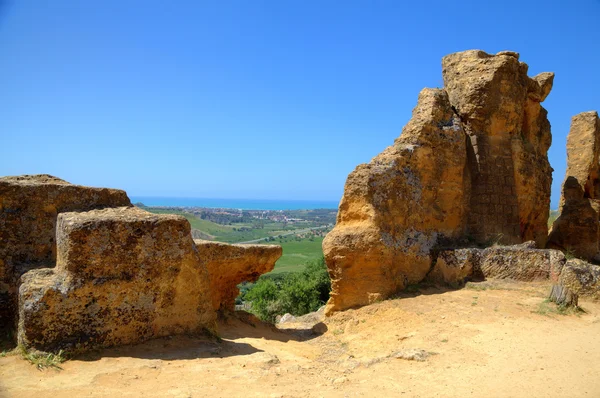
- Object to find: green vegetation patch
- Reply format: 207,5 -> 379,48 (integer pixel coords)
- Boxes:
18,345 -> 66,370
239,257 -> 331,323
261,236 -> 326,274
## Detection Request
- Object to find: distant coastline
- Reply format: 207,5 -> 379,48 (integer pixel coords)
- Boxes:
130,196 -> 340,211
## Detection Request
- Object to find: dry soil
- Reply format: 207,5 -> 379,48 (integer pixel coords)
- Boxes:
1,280 -> 599,397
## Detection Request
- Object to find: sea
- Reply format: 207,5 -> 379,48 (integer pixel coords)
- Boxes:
129,196 -> 339,210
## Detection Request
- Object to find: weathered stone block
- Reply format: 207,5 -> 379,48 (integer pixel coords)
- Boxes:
17,207 -> 215,352
323,88 -> 469,315
0,175 -> 131,328
559,259 -> 600,300
479,244 -> 565,282
426,243 -> 565,286
194,239 -> 282,311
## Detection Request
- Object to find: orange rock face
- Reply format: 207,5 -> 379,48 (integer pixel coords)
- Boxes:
194,240 -> 282,311
324,50 -> 554,314
547,111 -> 600,260
323,88 -> 469,314
442,50 -> 553,246
18,207 -> 217,352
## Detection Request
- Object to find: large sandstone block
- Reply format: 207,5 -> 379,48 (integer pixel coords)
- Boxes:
324,50 -> 555,314
194,239 -> 282,311
478,244 -> 565,281
18,207 -> 216,352
0,175 -> 130,328
547,111 -> 600,261
323,88 -> 469,314
426,243 -> 565,286
443,50 -> 553,246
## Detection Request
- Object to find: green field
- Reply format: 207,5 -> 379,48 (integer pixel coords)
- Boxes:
259,237 -> 325,274
144,207 -> 327,274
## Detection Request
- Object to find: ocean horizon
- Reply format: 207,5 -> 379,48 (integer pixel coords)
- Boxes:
130,196 -> 340,210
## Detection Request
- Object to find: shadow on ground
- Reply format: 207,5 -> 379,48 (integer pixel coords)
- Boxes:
74,311 -> 327,362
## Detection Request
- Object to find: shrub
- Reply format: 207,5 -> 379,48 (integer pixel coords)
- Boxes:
242,257 -> 331,323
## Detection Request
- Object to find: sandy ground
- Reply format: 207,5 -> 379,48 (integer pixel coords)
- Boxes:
1,280 -> 599,398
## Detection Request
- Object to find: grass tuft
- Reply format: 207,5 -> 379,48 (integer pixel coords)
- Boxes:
533,299 -> 584,317
18,345 -> 66,370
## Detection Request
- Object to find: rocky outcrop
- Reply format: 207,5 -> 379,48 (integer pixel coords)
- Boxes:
194,240 -> 282,311
324,50 -> 555,314
0,175 -> 130,328
559,259 -> 600,300
547,111 -> 600,261
18,207 -> 216,352
442,51 -> 553,246
426,243 -> 565,286
323,88 -> 469,314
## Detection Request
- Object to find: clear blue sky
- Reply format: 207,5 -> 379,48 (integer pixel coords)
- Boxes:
1,1 -> 599,207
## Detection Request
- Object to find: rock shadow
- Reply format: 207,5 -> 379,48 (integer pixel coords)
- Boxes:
75,334 -> 263,362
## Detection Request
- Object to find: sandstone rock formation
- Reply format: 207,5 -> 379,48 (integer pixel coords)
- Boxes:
0,175 -> 130,328
18,207 -> 216,352
194,240 -> 282,311
442,51 -> 553,246
426,242 -> 565,286
324,50 -> 554,314
547,111 -> 600,261
0,174 -> 282,353
323,88 -> 469,313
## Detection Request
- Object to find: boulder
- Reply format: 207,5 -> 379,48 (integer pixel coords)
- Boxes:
18,207 -> 216,352
0,175 -> 130,328
324,50 -> 555,314
194,240 -> 282,311
559,259 -> 600,300
547,111 -> 600,261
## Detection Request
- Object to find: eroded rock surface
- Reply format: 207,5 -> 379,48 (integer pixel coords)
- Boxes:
18,207 -> 216,352
442,50 -> 553,245
0,175 -> 130,327
323,88 -> 469,314
426,243 -> 565,286
559,259 -> 600,300
324,50 -> 554,314
548,111 -> 600,261
194,240 -> 282,311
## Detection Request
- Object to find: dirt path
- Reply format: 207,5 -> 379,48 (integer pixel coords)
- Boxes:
1,280 -> 599,397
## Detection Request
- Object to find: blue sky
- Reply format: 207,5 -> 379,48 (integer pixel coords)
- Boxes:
1,1 -> 599,207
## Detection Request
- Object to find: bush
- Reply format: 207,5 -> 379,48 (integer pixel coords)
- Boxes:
241,257 -> 331,323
